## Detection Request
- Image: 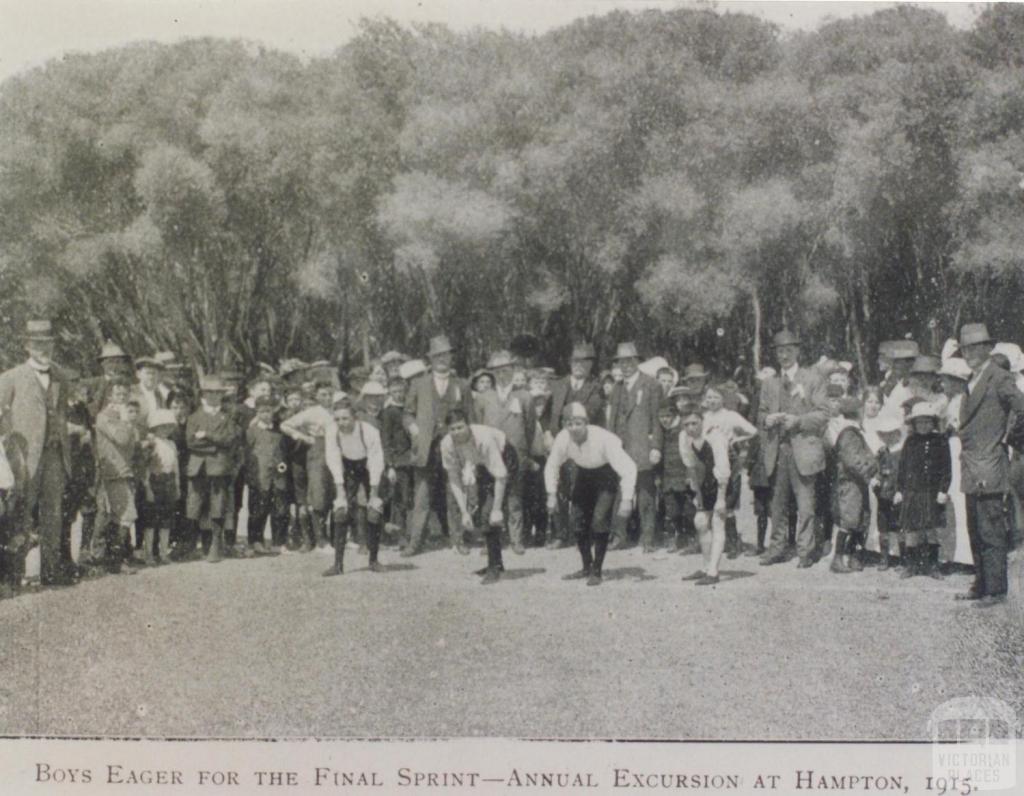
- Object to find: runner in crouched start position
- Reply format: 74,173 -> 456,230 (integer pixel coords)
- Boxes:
544,402 -> 637,586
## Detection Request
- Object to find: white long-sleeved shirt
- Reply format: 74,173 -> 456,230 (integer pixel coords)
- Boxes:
702,407 -> 756,446
441,424 -> 508,483
325,420 -> 384,489
280,405 -> 334,439
544,425 -> 638,501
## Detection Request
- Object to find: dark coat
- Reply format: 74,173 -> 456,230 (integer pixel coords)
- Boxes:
185,408 -> 240,478
405,372 -> 474,468
608,372 -> 664,473
959,360 -> 1024,494
547,376 -> 605,434
897,431 -> 952,530
831,424 -> 878,532
245,423 -> 289,493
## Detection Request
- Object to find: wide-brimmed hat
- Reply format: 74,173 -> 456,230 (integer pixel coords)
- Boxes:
907,402 -> 940,422
889,340 -> 920,360
878,340 -> 899,358
154,351 -> 178,368
570,342 -> 596,361
147,409 -> 178,430
380,350 -> 406,365
428,335 -> 454,358
993,342 -> 1024,372
97,341 -> 129,361
938,358 -> 972,381
772,330 -> 800,348
486,350 -> 515,370
278,358 -> 306,379
399,359 -> 427,380
910,355 -> 941,375
24,319 -> 56,342
683,363 -> 709,380
331,390 -> 351,408
612,342 -> 640,361
134,356 -> 163,371
359,382 -> 387,398
959,323 -> 993,348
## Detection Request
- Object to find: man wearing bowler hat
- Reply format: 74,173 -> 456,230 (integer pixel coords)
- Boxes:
0,320 -> 75,587
607,341 -> 664,552
403,334 -> 475,556
956,322 -> 1024,607
758,329 -> 829,568
84,341 -> 134,417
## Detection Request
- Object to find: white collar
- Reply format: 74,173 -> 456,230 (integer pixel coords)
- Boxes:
27,358 -> 50,373
782,364 -> 799,381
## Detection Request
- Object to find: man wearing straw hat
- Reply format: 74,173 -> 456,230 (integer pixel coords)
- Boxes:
607,341 -> 663,551
84,340 -> 133,417
403,334 -> 474,556
956,322 -> 1024,606
758,329 -> 829,568
0,320 -> 74,587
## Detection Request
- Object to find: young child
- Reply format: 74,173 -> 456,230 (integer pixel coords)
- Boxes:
94,377 -> 141,573
142,409 -> 181,565
825,395 -> 878,574
894,402 -> 951,579
657,399 -> 696,554
244,396 -> 289,554
701,383 -> 757,558
677,403 -> 730,586
280,380 -> 336,549
870,410 -> 903,571
280,384 -> 312,551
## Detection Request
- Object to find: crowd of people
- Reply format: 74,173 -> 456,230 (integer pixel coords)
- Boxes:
0,319 -> 1020,606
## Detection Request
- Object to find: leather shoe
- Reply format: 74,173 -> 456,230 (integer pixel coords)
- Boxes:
368,562 -> 383,573
954,588 -> 981,601
481,568 -> 501,585
586,573 -> 603,586
681,570 -> 706,581
760,554 -> 785,566
974,595 -> 1006,608
322,565 -> 343,577
562,568 -> 591,580
695,574 -> 720,586
796,557 -> 813,569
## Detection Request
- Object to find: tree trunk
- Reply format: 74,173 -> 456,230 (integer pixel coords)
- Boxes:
751,285 -> 762,373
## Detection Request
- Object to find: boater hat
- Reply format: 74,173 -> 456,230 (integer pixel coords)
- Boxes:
486,350 -> 515,370
134,356 -> 163,371
959,323 -> 993,347
938,358 -> 972,381
772,330 -> 800,347
889,340 -> 920,360
199,375 -> 226,393
147,409 -> 178,430
24,319 -> 56,342
359,382 -> 387,398
992,342 -> 1024,372
97,341 -> 129,361
910,355 -> 941,375
874,411 -> 904,434
612,342 -> 640,361
398,359 -> 427,380
683,363 -> 709,380
380,350 -> 406,365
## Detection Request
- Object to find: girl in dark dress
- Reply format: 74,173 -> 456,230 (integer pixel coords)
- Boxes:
894,402 -> 952,579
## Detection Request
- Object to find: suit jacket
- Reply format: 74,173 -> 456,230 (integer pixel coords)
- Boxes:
185,407 -> 240,478
548,376 -> 605,434
959,360 -> 1024,494
608,372 -> 663,472
475,386 -> 535,456
94,404 -> 138,481
0,363 -> 72,491
756,365 -> 828,478
405,372 -> 474,468
245,422 -> 289,493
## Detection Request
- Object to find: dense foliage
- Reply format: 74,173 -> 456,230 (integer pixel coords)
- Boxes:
2,5 -> 1023,381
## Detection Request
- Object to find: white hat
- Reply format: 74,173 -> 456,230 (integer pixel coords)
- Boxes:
147,409 -> 177,430
993,342 -> 1024,372
565,401 -> 589,421
874,410 -> 903,434
907,402 -> 940,422
398,359 -> 427,380
359,381 -> 387,398
938,358 -> 972,381
638,356 -> 677,384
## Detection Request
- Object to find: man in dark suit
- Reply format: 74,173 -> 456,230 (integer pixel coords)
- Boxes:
548,343 -> 605,434
403,335 -> 475,556
758,330 -> 829,568
543,342 -> 605,549
0,320 -> 74,587
957,323 -> 1024,607
185,375 -> 240,563
607,342 -> 663,552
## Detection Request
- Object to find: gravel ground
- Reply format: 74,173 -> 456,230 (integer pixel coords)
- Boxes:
1,526 -> 1021,740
